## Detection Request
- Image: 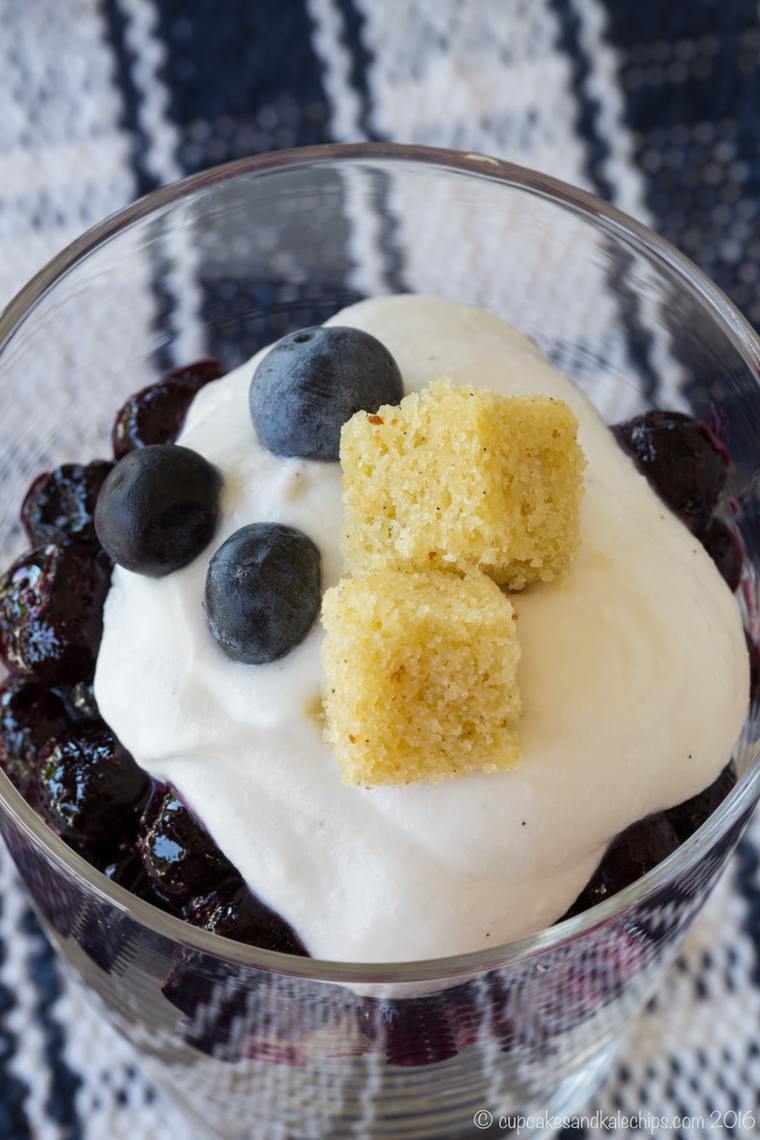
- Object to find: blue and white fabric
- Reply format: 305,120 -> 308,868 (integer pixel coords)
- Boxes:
1,2 -> 760,1136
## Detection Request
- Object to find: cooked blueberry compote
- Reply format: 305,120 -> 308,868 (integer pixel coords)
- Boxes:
611,409 -> 728,534
0,542 -> 111,684
699,516 -> 744,593
112,358 -> 223,458
22,461 -> 113,547
0,678 -> 69,801
137,785 -> 238,900
0,300 -> 751,972
37,722 -> 148,846
188,881 -> 307,954
666,762 -> 738,842
55,679 -> 100,724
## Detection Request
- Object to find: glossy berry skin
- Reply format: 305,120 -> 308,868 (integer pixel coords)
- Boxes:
100,845 -> 182,914
137,786 -> 236,900
188,880 -> 308,955
205,523 -> 321,665
21,461 -> 113,548
666,763 -> 737,842
95,444 -> 222,577
699,517 -> 743,592
612,411 -> 727,533
54,680 -> 99,724
112,359 -> 224,459
0,543 -> 111,684
250,325 -> 404,461
38,722 -> 149,846
0,678 -> 69,800
564,813 -> 682,918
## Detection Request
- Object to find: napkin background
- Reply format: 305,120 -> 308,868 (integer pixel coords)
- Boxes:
1,2 -> 760,1137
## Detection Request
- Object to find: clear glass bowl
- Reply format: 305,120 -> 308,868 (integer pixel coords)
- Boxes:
0,144 -> 759,1140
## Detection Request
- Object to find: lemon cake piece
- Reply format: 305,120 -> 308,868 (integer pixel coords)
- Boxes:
340,378 -> 585,589
321,568 -> 521,787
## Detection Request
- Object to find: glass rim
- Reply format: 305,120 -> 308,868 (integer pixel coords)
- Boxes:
0,141 -> 759,985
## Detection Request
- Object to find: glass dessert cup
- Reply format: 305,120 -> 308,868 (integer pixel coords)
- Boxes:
0,144 -> 759,1140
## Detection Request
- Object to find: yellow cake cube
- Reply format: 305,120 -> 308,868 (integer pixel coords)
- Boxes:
321,569 -> 521,786
340,379 -> 585,589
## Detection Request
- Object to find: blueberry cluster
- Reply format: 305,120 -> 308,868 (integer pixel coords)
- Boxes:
0,335 -> 752,963
0,358 -> 305,953
612,410 -> 742,591
94,325 -> 402,665
201,324 -> 402,663
0,328 -> 407,948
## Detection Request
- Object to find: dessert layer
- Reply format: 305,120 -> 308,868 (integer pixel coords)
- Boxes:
95,296 -> 749,962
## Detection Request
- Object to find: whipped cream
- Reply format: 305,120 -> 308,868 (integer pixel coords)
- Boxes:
95,297 -> 749,963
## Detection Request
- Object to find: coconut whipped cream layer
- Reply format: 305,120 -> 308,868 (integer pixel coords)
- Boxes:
95,296 -> 749,963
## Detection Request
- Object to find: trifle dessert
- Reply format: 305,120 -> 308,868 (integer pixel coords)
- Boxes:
0,296 -> 750,971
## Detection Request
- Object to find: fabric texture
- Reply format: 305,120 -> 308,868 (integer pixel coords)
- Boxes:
1,1 -> 759,1136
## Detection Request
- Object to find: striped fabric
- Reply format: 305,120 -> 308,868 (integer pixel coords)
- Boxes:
1,2 -> 759,1136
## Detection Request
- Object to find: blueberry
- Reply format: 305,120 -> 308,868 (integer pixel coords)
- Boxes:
112,359 -> 224,459
0,678 -> 69,801
564,813 -> 681,918
38,721 -> 149,846
699,517 -> 743,592
21,461 -> 113,547
747,630 -> 760,702
95,444 -> 222,577
137,786 -> 236,900
101,844 -> 181,914
611,411 -> 727,533
188,880 -> 308,954
162,948 -> 254,1022
381,998 -> 459,1067
53,679 -> 100,724
250,325 -> 403,461
666,763 -> 737,842
0,542 -> 112,684
205,523 -> 320,664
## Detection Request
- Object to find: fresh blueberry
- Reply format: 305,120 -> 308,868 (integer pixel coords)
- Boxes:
249,325 -> 403,461
95,444 -> 222,577
38,721 -> 149,846
563,813 -> 682,918
0,543 -> 111,684
0,678 -> 69,801
137,786 -> 236,900
666,764 -> 737,842
205,523 -> 321,665
188,880 -> 308,954
112,359 -> 224,459
21,461 -> 113,547
611,411 -> 727,533
699,517 -> 743,592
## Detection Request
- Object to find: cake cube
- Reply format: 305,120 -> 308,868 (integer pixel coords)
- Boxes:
321,569 -> 521,786
340,379 -> 585,589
